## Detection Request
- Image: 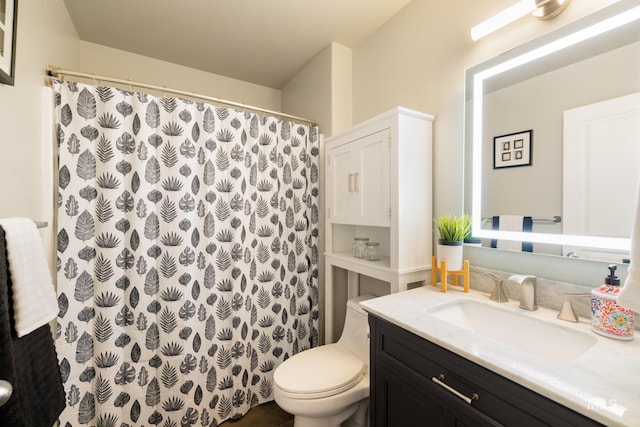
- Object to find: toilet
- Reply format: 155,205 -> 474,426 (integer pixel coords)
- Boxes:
273,295 -> 374,427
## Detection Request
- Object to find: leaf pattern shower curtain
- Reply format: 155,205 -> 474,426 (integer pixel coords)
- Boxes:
53,80 -> 319,427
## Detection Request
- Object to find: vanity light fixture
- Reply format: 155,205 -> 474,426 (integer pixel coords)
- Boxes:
471,0 -> 571,41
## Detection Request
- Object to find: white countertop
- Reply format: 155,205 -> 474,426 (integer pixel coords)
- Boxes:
360,285 -> 640,427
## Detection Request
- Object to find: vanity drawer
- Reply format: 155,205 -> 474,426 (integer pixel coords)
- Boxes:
376,349 -> 501,427
370,315 -> 604,427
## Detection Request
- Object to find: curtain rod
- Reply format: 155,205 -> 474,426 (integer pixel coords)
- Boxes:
46,66 -> 317,127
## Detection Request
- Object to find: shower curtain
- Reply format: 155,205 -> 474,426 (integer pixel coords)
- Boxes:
53,80 -> 319,427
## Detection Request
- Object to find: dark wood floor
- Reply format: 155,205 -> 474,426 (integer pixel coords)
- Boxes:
219,401 -> 294,427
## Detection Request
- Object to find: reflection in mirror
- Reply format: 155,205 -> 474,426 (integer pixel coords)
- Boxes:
465,0 -> 640,262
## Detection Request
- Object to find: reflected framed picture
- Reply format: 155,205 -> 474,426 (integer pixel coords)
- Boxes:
0,0 -> 17,85
493,130 -> 532,169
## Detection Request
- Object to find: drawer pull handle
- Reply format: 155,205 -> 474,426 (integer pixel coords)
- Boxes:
0,380 -> 13,407
432,374 -> 479,405
348,173 -> 354,192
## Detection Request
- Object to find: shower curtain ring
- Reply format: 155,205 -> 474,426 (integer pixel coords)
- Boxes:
92,73 -> 98,87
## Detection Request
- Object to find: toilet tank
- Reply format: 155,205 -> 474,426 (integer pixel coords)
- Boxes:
337,295 -> 375,364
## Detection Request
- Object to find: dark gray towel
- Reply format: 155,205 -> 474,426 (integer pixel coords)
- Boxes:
0,227 -> 65,427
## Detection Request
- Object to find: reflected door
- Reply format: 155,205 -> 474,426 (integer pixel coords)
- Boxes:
563,92 -> 640,262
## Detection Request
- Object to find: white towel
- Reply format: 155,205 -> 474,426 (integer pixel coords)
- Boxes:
620,180 -> 640,312
0,218 -> 57,337
497,215 -> 524,251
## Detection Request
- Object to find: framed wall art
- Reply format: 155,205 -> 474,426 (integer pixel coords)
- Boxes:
0,0 -> 17,86
493,130 -> 532,169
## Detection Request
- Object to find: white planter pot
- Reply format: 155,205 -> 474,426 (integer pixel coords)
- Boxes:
437,240 -> 463,271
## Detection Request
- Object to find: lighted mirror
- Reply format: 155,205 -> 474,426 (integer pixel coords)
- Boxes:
464,0 -> 640,262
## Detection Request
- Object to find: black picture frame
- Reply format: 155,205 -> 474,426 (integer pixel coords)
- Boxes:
493,130 -> 532,169
0,0 -> 18,86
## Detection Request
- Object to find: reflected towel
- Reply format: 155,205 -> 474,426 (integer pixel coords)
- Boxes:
491,215 -> 533,252
0,218 -> 57,337
620,179 -> 640,312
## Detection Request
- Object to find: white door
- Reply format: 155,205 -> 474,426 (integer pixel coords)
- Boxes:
563,92 -> 640,262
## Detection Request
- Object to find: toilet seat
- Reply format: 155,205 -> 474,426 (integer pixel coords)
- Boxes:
274,344 -> 366,399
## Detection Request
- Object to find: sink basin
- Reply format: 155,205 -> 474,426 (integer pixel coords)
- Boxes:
425,299 -> 597,363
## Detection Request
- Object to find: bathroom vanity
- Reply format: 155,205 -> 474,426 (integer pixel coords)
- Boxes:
361,286 -> 640,426
369,315 -> 602,426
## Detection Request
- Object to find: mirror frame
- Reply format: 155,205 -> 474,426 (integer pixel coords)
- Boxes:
467,0 -> 640,252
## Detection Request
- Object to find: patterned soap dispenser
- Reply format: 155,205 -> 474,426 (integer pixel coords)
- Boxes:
591,264 -> 634,340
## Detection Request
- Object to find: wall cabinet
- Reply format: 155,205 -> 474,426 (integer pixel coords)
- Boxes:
324,107 -> 434,342
369,314 -> 605,427
327,129 -> 390,226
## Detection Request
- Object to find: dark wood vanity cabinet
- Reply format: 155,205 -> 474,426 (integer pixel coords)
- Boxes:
369,315 -> 604,427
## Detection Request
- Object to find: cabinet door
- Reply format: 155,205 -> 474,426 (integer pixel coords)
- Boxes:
376,361 -> 455,427
327,129 -> 390,226
357,129 -> 390,226
327,143 -> 355,222
374,356 -> 500,427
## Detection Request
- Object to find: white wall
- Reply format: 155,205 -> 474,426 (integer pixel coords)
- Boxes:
77,41 -> 281,111
282,42 -> 352,135
0,0 -> 79,263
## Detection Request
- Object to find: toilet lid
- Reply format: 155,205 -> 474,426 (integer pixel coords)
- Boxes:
274,344 -> 365,398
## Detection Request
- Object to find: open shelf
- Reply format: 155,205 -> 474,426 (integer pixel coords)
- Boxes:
325,251 -> 391,281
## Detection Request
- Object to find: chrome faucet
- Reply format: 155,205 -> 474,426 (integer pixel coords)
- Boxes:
557,293 -> 591,322
509,275 -> 537,311
484,272 -> 508,303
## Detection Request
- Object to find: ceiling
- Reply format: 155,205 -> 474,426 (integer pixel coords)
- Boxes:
63,0 -> 412,89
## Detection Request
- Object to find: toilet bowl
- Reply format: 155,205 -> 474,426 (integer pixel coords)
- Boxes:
274,295 -> 374,427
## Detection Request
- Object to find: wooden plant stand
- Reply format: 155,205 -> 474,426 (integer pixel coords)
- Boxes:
431,256 -> 469,293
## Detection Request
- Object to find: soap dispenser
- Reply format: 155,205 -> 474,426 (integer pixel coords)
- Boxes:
591,264 -> 634,340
